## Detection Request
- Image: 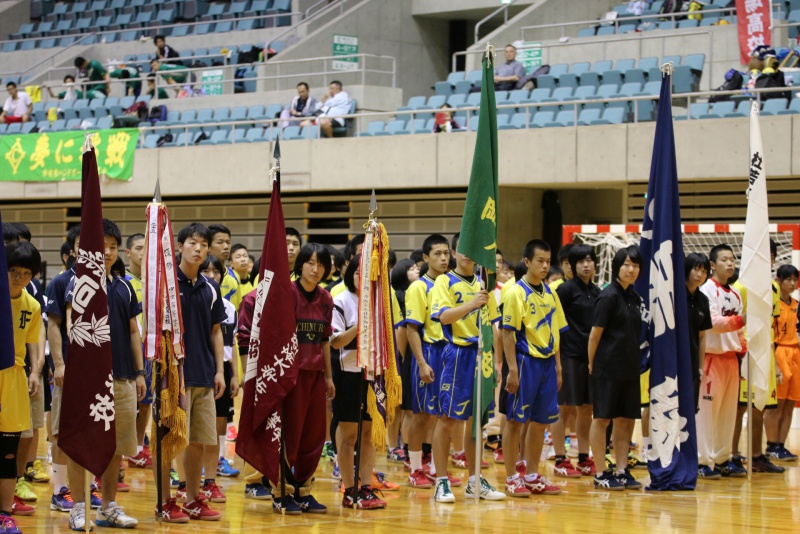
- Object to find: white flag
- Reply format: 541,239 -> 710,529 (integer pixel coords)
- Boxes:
740,101 -> 772,411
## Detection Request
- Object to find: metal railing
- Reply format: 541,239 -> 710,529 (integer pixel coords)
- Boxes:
267,0 -> 359,51
474,0 -> 523,43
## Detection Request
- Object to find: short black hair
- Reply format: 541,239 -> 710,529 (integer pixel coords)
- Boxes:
294,243 -> 331,281
6,81 -> 16,89
230,243 -> 248,256
111,257 -> 125,278
776,264 -> 798,281
505,44 -> 517,50
63,74 -> 75,83
503,259 -> 514,271
388,248 -> 397,270
496,249 -> 503,258
557,243 -> 574,265
422,234 -> 449,256
567,244 -> 597,275
67,225 -> 81,250
207,223 -> 231,240
329,245 -> 346,271
285,226 -> 302,243
709,244 -> 734,263
391,258 -> 417,293
147,72 -> 156,81
199,253 -> 226,282
410,248 -> 424,264
102,218 -> 122,245
547,266 -> 564,280
451,232 -> 460,252
154,34 -> 166,42
126,233 -> 144,249
74,57 -> 86,69
345,234 -> 365,259
6,241 -> 41,276
3,222 -> 29,243
611,245 -> 642,281
330,80 -> 343,89
514,260 -> 528,281
177,222 -> 210,245
60,240 -> 71,261
522,239 -> 550,261
250,257 -> 261,280
770,238 -> 777,258
344,253 -> 361,293
684,252 -> 711,281
297,82 -> 309,90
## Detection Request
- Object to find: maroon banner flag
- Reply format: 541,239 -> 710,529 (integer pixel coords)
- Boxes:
736,0 -> 771,65
59,137 -> 115,477
235,174 -> 298,485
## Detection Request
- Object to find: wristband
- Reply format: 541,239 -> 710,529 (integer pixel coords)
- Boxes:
136,369 -> 147,377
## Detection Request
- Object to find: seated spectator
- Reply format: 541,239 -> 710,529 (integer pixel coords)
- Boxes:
494,44 -> 525,92
626,0 -> 646,16
301,80 -> 351,138
43,74 -> 103,101
150,58 -> 188,86
755,49 -> 790,100
0,81 -> 32,124
74,56 -> 111,96
109,65 -> 143,97
433,103 -> 460,133
146,73 -> 170,100
280,82 -> 319,127
154,35 -> 182,64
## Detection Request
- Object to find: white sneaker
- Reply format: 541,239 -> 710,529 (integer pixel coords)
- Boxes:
466,476 -> 506,500
434,478 -> 455,503
567,438 -> 580,458
69,502 -> 94,531
96,502 -> 138,528
541,444 -> 555,461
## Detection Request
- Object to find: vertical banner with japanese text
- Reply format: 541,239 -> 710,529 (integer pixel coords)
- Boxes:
736,0 -> 772,65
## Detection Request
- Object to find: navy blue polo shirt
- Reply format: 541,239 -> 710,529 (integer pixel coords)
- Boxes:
44,267 -> 75,363
66,275 -> 140,380
178,267 -> 226,388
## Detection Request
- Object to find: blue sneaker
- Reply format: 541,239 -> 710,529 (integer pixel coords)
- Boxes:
0,513 -> 22,534
90,488 -> 103,510
767,444 -> 799,462
615,468 -> 643,489
216,457 -> 240,477
716,460 -> 746,478
593,470 -> 624,491
50,486 -> 74,512
169,469 -> 180,487
698,464 -> 721,479
272,496 -> 302,515
295,494 -> 327,514
332,463 -> 340,480
244,483 -> 271,500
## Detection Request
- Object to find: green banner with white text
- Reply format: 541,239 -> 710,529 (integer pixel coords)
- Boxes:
1,129 -> 139,182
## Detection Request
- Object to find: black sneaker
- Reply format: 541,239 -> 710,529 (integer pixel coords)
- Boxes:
593,469 -> 624,491
356,485 -> 387,509
751,455 -> 785,474
616,468 -> 643,489
295,494 -> 327,514
715,460 -> 746,478
698,465 -> 722,479
272,496 -> 302,515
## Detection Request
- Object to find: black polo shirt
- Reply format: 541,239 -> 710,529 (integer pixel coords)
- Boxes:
592,280 -> 642,381
687,286 -> 712,375
557,276 -> 601,361
178,267 -> 226,388
44,267 -> 75,363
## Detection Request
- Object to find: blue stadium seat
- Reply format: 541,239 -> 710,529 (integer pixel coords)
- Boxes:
570,62 -> 591,75
210,130 -> 231,145
447,94 -> 466,108
466,116 -> 479,131
584,84 -> 620,110
39,38 -> 57,48
466,70 -> 482,84
658,20 -> 676,30
544,110 -> 575,127
662,55 -> 682,66
59,36 -> 76,46
624,68 -> 646,85
578,108 -> 602,126
549,64 -> 569,77
2,42 -> 17,52
682,53 -> 705,74
96,116 -> 114,129
699,101 -> 735,119
447,72 -> 465,85
507,89 -> 528,106
65,118 -> 83,129
19,40 -> 36,51
523,88 -> 551,106
638,57 -> 659,70
264,103 -> 283,119
143,134 -> 160,148
434,81 -> 453,96
21,122 -> 36,134
212,108 -> 230,122
678,19 -> 699,29
403,118 -> 428,134
700,17 -> 719,26
453,80 -> 473,94
384,120 -> 406,135
535,75 -> 556,90
674,102 -> 708,121
614,58 -> 635,71
638,22 -> 657,31
577,27 -> 596,38
214,21 -> 233,33
574,86 -> 597,101
592,60 -> 612,73
601,70 -> 623,86
111,12 -> 132,29
778,97 -> 800,115
637,81 -> 661,95
543,86 -> 574,103
427,95 -> 447,109
592,107 -> 626,125
229,106 -> 247,121
558,73 -> 579,89
507,113 -> 528,129
361,121 -> 386,137
672,65 -> 694,93
723,100 -> 750,118
171,25 -> 190,37
579,72 -> 601,87
530,110 -> 555,128
201,2 -> 226,20
618,23 -> 637,33
244,127 -> 267,142
596,26 -> 615,36
761,98 -> 788,115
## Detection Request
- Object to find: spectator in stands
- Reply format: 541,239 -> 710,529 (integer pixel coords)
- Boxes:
302,80 -> 351,138
755,49 -> 791,100
0,81 -> 32,124
626,0 -> 646,16
146,73 -> 170,100
150,58 -> 188,86
154,35 -> 182,64
74,56 -> 111,96
43,74 -> 99,101
433,103 -> 461,133
280,82 -> 319,127
109,65 -> 143,97
493,45 -> 525,92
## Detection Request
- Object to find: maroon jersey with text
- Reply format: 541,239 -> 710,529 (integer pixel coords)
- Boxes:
292,280 -> 333,371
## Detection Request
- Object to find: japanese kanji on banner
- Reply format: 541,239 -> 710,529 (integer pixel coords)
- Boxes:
736,0 -> 772,65
0,128 -> 139,182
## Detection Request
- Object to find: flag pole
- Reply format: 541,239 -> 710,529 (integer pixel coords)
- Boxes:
82,132 -> 93,534
474,264 -> 484,492
152,179 -> 164,523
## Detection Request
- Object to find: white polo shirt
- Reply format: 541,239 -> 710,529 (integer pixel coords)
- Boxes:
3,91 -> 32,117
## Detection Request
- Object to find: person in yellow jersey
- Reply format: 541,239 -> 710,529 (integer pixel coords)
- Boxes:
501,240 -> 567,497
230,244 -> 254,303
208,224 -> 240,308
4,241 -> 43,524
429,233 -> 505,503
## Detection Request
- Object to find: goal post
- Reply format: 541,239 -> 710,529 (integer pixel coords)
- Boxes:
562,223 -> 800,287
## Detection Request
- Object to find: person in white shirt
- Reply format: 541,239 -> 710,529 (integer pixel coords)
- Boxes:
626,0 -> 646,16
303,80 -> 351,138
1,82 -> 33,124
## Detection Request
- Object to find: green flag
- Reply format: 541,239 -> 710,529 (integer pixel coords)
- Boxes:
457,50 -> 499,439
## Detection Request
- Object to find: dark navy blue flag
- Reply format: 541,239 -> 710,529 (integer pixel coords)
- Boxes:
634,68 -> 697,491
0,209 -> 16,371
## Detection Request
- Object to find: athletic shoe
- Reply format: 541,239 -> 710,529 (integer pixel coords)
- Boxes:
541,444 -> 555,461
553,458 -> 581,478
0,514 -> 22,534
356,485 -> 387,509
14,478 -> 36,502
717,459 -> 746,478
322,442 -> 336,462
604,453 -> 616,470
767,445 -> 798,462
493,448 -> 504,463
127,449 -> 152,468
244,483 -> 271,500
332,463 -> 341,480
616,468 -> 643,489
226,425 -> 238,442
116,480 -> 130,493
466,476 -> 506,500
182,495 -> 221,520
175,482 -> 187,500
697,465 -> 722,479
504,476 -> 531,498
577,458 -> 597,476
51,486 -> 75,512
593,470 -> 624,491
387,446 -> 407,463
11,496 -> 34,516
89,487 -> 102,509
426,472 -> 463,488
169,469 -> 180,487
628,453 -> 648,470
372,470 -> 400,491
24,460 -> 50,483
96,502 -> 138,528
216,457 -> 240,477
752,455 -> 785,474
409,469 -> 432,488
155,498 -> 189,523
451,451 -> 488,469
202,480 -> 227,503
295,494 -> 327,513
433,478 -> 456,503
69,502 -> 94,531
567,438 -> 580,458
523,474 -> 561,495
272,496 -> 302,515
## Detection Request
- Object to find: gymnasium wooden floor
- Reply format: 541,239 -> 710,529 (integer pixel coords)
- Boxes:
16,428 -> 800,533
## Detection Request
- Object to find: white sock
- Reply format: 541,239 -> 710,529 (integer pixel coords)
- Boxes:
468,475 -> 476,484
409,450 -> 422,472
136,445 -> 143,454
429,457 -> 436,475
454,449 -> 465,457
506,473 -> 518,483
642,437 -> 651,450
52,464 -> 67,494
523,473 -> 536,482
219,438 -> 226,459
616,468 -> 626,476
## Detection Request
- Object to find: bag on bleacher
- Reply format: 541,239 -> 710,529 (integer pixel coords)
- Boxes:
709,69 -> 743,102
124,101 -> 149,121
754,71 -> 790,100
148,105 -> 168,124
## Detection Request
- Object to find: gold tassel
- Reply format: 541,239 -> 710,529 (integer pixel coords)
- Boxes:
150,331 -> 188,465
370,244 -> 379,282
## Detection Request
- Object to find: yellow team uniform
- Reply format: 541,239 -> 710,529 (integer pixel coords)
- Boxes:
548,278 -> 565,291
405,274 -> 445,344
1,291 -> 41,432
430,271 -> 499,346
405,273 -> 446,414
330,280 -> 347,298
125,270 -> 143,331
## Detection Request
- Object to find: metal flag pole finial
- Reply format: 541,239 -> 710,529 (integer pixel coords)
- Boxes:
82,132 -> 95,154
485,43 -> 495,67
153,178 -> 162,204
273,138 -> 281,170
660,62 -> 674,76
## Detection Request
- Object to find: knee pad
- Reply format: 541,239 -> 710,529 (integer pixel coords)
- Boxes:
0,433 -> 20,479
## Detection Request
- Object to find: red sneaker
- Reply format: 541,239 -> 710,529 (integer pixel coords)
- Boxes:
493,448 -> 504,464
451,452 -> 488,469
175,482 -> 187,501
504,476 -> 531,498
427,471 -> 463,488
182,495 -> 221,520
515,461 -> 527,477
524,474 -> 562,495
356,485 -> 387,509
408,469 -> 432,488
128,449 -> 152,468
156,498 -> 189,523
117,480 -> 130,492
553,458 -> 581,478
12,495 -> 35,516
226,425 -> 238,442
201,481 -> 227,503
577,458 -> 597,476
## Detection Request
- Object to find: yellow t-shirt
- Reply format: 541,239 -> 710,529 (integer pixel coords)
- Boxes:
125,270 -> 143,331
404,274 -> 445,344
430,271 -> 499,346
221,266 -> 241,309
1,291 -> 40,432
330,280 -> 347,298
548,278 -> 565,291
502,279 -> 567,358
234,269 -> 255,306
391,287 -> 403,329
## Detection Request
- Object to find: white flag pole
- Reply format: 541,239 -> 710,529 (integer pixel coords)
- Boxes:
474,264 -> 484,492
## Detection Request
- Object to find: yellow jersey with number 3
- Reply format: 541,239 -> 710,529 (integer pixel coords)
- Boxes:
502,279 -> 567,358
430,271 -> 499,346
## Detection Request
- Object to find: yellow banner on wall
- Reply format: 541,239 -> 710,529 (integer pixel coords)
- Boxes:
1,129 -> 139,182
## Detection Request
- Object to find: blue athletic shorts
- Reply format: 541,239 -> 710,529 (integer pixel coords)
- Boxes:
411,341 -> 446,416
141,357 -> 153,405
439,343 -> 477,421
505,353 -> 559,425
